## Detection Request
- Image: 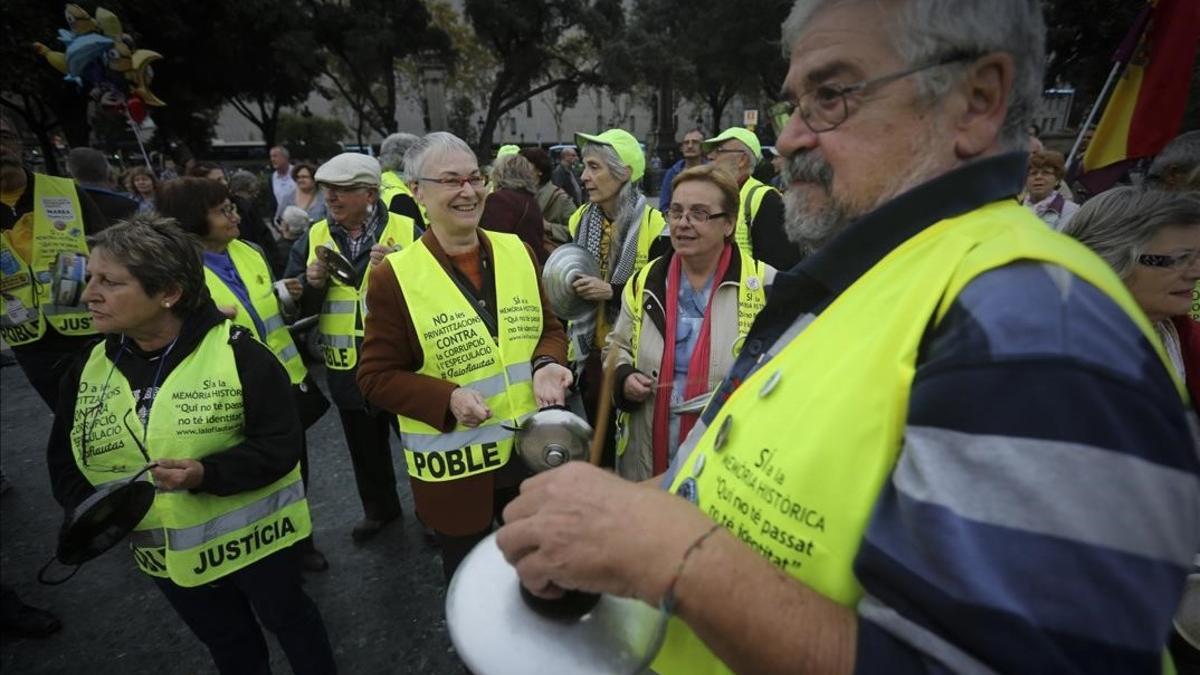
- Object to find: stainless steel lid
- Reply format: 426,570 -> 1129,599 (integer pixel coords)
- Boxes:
445,533 -> 664,675
541,244 -> 600,321
510,407 -> 593,473
315,244 -> 355,285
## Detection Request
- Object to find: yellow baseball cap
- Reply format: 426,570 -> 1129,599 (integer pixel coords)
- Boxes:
702,127 -> 762,161
496,144 -> 520,158
574,129 -> 645,183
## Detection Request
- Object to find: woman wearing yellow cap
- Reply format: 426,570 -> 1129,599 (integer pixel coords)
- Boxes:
566,128 -> 668,437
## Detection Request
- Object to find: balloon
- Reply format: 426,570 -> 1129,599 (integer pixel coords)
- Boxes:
127,95 -> 146,124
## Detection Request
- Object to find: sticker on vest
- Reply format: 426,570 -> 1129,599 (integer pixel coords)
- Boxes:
746,276 -> 760,291
41,197 -> 78,226
422,310 -> 498,380
2,294 -> 34,328
0,249 -> 21,275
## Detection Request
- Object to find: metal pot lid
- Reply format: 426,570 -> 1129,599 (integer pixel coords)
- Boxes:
542,244 -> 600,321
316,244 -> 356,285
511,407 -> 593,473
57,477 -> 155,566
446,533 -> 664,675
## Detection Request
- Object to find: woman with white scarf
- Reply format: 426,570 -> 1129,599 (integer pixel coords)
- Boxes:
564,129 -> 669,440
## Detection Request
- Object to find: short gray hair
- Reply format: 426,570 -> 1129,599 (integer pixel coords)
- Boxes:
227,169 -> 260,198
66,147 -> 111,185
88,213 -> 211,316
1147,130 -> 1200,188
782,0 -> 1045,151
379,132 -> 420,174
404,132 -> 476,184
1061,186 -> 1200,279
489,154 -> 538,194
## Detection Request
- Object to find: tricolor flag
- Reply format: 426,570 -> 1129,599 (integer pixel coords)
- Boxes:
1079,0 -> 1200,190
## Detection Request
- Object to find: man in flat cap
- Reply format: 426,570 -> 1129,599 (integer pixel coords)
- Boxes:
285,153 -> 420,543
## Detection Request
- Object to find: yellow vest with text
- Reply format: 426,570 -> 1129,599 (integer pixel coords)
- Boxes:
614,248 -> 767,459
653,200 -> 1184,674
306,211 -> 415,370
69,321 -> 311,587
733,176 -> 775,259
381,170 -> 428,224
0,174 -> 94,346
566,203 -> 667,361
388,233 -> 541,483
204,239 -> 307,384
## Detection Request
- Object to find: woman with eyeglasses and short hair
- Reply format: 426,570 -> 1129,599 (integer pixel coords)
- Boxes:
604,165 -> 774,481
45,215 -> 336,674
357,132 -> 573,580
1061,186 -> 1200,409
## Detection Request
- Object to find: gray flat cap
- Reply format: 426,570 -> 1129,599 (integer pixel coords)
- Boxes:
315,152 -> 381,187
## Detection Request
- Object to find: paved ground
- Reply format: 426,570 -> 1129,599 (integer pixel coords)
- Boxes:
0,356 -> 461,674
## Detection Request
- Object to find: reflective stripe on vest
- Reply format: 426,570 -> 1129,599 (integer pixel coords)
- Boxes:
734,177 -> 774,259
0,174 -> 94,346
389,232 -> 541,482
614,249 -> 767,459
307,212 -> 415,370
203,239 -> 307,384
69,320 -> 311,586
651,200 -> 1182,674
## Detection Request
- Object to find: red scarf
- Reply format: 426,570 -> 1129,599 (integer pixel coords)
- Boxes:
651,244 -> 732,473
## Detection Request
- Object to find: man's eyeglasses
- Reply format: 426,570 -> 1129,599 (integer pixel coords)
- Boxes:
667,207 -> 729,225
417,175 -> 488,189
215,202 -> 238,217
321,184 -> 370,195
1137,250 -> 1200,271
709,147 -> 747,158
772,52 -> 979,135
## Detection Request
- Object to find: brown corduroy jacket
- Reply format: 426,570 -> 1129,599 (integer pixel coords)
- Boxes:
358,228 -> 567,535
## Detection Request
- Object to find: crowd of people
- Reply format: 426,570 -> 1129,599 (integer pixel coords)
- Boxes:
1,0 -> 1199,673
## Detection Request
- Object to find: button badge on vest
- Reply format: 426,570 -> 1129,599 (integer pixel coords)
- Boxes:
758,369 -> 781,398
713,415 -> 733,453
676,477 -> 699,504
692,452 -> 706,477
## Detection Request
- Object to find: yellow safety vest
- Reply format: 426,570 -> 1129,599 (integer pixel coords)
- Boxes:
567,202 -> 667,275
614,248 -> 767,459
381,170 -> 428,224
733,176 -> 775,259
204,239 -> 307,385
0,174 -> 94,346
306,211 -> 415,370
388,233 -> 541,482
654,200 -> 1183,673
69,320 -> 311,587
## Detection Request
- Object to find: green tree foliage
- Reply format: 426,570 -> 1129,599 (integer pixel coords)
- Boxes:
308,0 -> 450,144
461,0 -> 622,155
276,112 -> 346,161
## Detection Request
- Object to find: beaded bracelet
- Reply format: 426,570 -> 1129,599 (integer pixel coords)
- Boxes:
660,524 -> 723,615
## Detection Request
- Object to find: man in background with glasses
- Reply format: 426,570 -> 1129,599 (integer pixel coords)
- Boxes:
285,153 -> 419,544
703,126 -> 802,270
496,1 -> 1199,673
658,128 -> 706,216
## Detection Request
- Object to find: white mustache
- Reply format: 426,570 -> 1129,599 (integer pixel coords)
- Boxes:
781,152 -> 834,189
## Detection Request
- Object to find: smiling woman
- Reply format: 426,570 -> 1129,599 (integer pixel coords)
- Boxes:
357,132 -> 572,581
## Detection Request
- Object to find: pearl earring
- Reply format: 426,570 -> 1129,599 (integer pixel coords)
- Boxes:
163,302 -> 171,308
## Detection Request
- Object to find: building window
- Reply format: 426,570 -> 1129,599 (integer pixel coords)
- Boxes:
526,101 -> 532,118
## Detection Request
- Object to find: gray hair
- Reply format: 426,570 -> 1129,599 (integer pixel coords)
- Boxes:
269,145 -> 290,159
66,147 -> 111,185
227,169 -> 260,198
1060,186 -> 1200,279
88,213 -> 211,316
379,132 -> 421,174
1147,130 -> 1200,189
782,0 -> 1045,151
489,154 -> 538,194
403,132 -> 476,184
581,142 -> 641,237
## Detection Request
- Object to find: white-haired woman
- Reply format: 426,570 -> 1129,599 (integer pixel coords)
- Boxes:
357,132 -> 572,580
481,153 -> 549,265
566,128 -> 668,432
1061,186 -> 1200,409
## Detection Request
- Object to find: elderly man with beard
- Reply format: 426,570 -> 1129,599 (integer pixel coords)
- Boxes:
492,1 -> 1200,673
